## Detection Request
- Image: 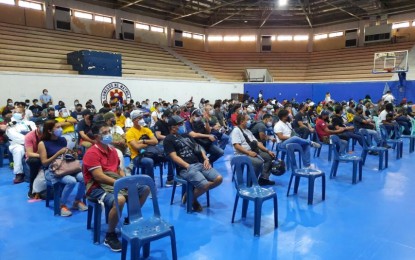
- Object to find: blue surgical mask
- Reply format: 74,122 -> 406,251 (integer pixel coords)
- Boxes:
13,113 -> 23,121
53,127 -> 63,137
101,134 -> 113,145
178,125 -> 186,134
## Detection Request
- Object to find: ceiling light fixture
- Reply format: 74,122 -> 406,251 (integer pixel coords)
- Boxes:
279,0 -> 288,7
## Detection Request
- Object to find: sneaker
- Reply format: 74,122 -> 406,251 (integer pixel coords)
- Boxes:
258,178 -> 276,186
192,200 -> 203,212
72,201 -> 88,211
13,173 -> 24,184
165,180 -> 174,187
310,141 -> 321,149
60,205 -> 73,217
104,232 -> 122,252
383,144 -> 392,149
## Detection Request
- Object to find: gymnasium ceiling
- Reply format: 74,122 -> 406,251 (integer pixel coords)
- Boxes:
78,0 -> 415,28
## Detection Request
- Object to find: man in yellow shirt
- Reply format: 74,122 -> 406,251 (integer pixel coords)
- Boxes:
55,108 -> 78,149
115,108 -> 126,129
125,110 -> 158,180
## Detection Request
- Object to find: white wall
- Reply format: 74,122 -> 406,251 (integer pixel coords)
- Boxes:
0,72 -> 243,106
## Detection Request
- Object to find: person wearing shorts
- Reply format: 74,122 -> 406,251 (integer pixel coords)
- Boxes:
83,122 -> 149,252
163,115 -> 223,212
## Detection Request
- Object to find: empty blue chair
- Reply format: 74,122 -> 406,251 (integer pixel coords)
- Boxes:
379,124 -> 403,159
311,131 -> 333,162
330,135 -> 363,184
114,175 -> 177,260
286,143 -> 326,205
359,129 -> 388,170
230,156 -> 278,236
399,125 -> 415,153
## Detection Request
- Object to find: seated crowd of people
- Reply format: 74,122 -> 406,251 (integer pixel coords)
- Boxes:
0,88 -> 413,251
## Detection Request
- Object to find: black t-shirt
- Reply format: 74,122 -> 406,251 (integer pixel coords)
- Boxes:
77,119 -> 92,141
154,120 -> 170,138
353,114 -> 374,130
292,111 -> 307,129
29,105 -> 42,117
331,115 -> 345,129
250,121 -> 267,140
164,133 -> 200,172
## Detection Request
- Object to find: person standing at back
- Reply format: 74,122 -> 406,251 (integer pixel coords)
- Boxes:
39,89 -> 52,109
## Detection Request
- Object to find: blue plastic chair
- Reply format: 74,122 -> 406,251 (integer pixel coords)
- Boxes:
86,198 -> 110,244
230,156 -> 278,236
379,124 -> 403,159
399,125 -> 415,153
330,135 -> 363,184
311,131 -> 333,162
44,167 -> 65,216
286,143 -> 326,205
170,165 -> 210,213
275,143 -> 301,170
114,175 -> 177,260
132,156 -> 165,187
359,129 -> 388,170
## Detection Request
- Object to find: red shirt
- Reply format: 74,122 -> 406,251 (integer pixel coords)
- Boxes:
24,130 -> 41,159
231,113 -> 238,126
83,143 -> 120,195
315,118 -> 330,141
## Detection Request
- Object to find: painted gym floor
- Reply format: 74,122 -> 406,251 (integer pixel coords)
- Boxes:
0,141 -> 414,260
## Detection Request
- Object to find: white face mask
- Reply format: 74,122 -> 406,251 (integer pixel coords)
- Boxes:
44,91 -> 48,95
266,121 -> 273,127
62,112 -> 69,118
138,119 -> 146,126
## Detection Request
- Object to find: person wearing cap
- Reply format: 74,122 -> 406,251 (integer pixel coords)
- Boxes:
315,110 -> 346,144
126,110 -> 158,180
185,108 -> 224,164
83,121 -> 149,251
292,103 -> 315,140
6,106 -> 36,184
77,109 -> 95,149
55,108 -> 78,149
231,113 -> 276,186
274,109 -> 321,168
25,117 -> 46,199
164,115 -> 222,211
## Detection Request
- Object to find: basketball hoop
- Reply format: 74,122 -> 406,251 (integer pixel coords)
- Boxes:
384,68 -> 393,73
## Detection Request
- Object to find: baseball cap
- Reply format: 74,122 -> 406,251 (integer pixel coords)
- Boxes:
162,109 -> 172,118
34,117 -> 47,126
103,112 -> 115,121
190,108 -> 202,117
82,109 -> 93,116
168,115 -> 184,126
321,110 -> 330,116
130,110 -> 145,121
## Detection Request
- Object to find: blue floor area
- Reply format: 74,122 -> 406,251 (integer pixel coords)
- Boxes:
1,142 -> 415,260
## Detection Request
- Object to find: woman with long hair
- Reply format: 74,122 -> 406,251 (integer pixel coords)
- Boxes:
38,120 -> 87,217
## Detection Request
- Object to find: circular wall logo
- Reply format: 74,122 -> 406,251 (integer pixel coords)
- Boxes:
101,82 -> 132,105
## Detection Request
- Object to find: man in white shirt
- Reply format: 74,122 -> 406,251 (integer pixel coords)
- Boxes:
274,109 -> 320,168
382,91 -> 395,104
6,107 -> 36,184
231,113 -> 276,186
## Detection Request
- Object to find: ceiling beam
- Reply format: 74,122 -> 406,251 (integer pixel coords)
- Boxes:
259,10 -> 273,28
119,0 -> 146,9
171,0 -> 246,20
210,0 -> 264,27
324,1 -> 361,20
298,0 -> 312,28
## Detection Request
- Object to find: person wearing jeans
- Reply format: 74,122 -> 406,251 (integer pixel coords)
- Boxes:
38,119 -> 87,217
274,109 -> 321,167
125,110 -> 158,181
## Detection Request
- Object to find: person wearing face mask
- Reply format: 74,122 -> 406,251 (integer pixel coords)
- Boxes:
71,103 -> 84,121
77,109 -> 95,149
205,104 -> 229,150
250,114 -> 276,147
231,113 -> 276,186
185,108 -> 224,164
126,110 -> 158,181
6,107 -> 36,184
0,98 -> 14,114
55,108 -> 78,149
39,89 -> 52,109
274,109 -> 321,168
150,103 -> 162,129
102,112 -> 127,172
83,122 -> 149,251
38,120 -> 87,217
25,117 -> 47,199
114,107 -> 126,129
164,115 -> 223,212
292,103 -> 315,140
29,99 -> 42,118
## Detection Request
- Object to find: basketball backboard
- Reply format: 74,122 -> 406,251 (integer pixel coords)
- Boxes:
372,50 -> 409,74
